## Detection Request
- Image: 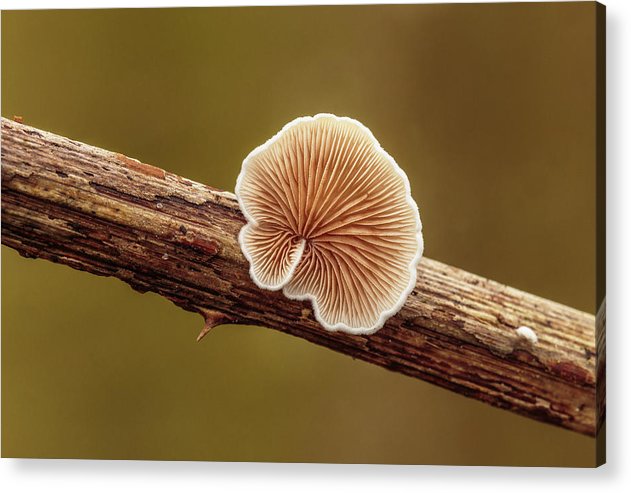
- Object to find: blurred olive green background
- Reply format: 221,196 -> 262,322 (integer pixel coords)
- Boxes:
2,3 -> 598,465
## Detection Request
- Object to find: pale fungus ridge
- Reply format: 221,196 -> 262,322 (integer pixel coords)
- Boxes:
235,113 -> 423,335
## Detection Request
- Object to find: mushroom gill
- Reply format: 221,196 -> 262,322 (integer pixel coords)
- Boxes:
235,113 -> 423,334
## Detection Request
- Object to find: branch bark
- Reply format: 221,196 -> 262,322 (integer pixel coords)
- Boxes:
1,118 -> 603,436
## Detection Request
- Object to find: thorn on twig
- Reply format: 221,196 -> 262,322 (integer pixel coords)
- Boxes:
196,308 -> 236,342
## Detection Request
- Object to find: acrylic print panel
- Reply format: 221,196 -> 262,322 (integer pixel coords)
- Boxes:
1,2 -> 605,466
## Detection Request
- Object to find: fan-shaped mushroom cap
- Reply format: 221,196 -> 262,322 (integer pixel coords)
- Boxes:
236,114 -> 423,335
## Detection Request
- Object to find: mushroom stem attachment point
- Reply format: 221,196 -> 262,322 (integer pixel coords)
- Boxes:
196,308 -> 236,342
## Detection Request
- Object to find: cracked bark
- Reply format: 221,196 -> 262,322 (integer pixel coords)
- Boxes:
1,117 -> 604,436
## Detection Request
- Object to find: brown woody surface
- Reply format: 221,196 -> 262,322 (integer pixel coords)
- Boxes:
1,117 -> 602,436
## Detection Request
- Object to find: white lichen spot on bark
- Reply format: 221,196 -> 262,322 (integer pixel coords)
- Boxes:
516,326 -> 538,344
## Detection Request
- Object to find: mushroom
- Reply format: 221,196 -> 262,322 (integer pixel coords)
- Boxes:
235,113 -> 423,334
